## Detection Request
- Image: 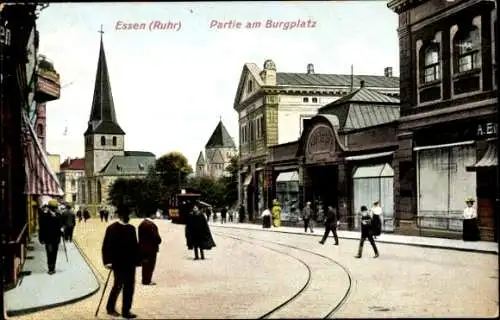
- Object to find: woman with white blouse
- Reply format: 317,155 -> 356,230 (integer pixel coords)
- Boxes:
463,197 -> 480,241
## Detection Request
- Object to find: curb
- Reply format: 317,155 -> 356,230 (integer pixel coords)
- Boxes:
211,225 -> 499,255
6,241 -> 102,318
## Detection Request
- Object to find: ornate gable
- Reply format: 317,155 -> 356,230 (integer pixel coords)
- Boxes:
233,63 -> 264,110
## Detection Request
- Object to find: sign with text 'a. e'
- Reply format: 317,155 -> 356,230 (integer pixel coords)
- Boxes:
477,122 -> 497,138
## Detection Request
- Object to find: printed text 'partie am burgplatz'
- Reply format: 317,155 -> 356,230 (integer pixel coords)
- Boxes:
115,19 -> 318,32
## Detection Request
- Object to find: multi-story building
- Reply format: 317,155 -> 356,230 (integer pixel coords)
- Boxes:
58,158 -> 85,204
234,60 -> 400,219
78,30 -> 155,216
195,120 -> 237,179
388,0 -> 498,240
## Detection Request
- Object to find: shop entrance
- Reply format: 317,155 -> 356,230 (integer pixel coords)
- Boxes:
306,165 -> 338,221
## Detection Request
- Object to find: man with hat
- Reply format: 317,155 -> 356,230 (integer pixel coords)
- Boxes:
102,205 -> 141,318
463,197 -> 480,241
301,201 -> 314,233
38,199 -> 63,275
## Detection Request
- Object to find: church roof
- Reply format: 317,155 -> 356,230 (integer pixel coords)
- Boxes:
84,32 -> 125,136
196,151 -> 205,164
124,151 -> 156,157
205,121 -> 236,149
100,154 -> 156,176
210,149 -> 225,164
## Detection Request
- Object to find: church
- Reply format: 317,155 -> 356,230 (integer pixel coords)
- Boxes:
195,120 -> 237,179
77,29 -> 156,216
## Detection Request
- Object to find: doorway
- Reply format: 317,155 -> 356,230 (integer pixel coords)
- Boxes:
307,165 -> 338,221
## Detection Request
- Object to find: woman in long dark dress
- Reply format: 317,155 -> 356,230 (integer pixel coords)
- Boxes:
185,205 -> 216,260
463,197 -> 480,241
261,208 -> 272,228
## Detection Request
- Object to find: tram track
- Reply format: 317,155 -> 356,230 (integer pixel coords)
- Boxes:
214,231 -> 354,319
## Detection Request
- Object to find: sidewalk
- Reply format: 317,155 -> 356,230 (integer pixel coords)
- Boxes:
210,222 -> 499,254
4,236 -> 101,317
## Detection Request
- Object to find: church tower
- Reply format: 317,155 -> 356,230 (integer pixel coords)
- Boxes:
84,27 -> 125,177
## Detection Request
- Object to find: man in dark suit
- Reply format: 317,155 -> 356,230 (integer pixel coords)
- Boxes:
319,205 -> 339,245
102,206 -> 140,319
61,204 -> 76,242
38,200 -> 63,274
138,213 -> 162,285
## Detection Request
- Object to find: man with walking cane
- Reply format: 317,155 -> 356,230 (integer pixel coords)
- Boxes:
101,205 -> 141,319
38,199 -> 63,275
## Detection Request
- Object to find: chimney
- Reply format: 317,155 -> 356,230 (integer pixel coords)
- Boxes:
384,67 -> 393,77
307,63 -> 314,74
360,80 -> 365,88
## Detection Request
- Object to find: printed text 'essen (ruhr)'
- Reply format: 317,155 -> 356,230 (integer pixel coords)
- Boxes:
115,20 -> 181,31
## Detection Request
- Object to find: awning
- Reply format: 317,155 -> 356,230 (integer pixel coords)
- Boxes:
413,140 -> 475,151
243,174 -> 253,186
21,109 -> 64,196
353,163 -> 394,179
276,171 -> 299,182
467,143 -> 497,171
345,151 -> 394,161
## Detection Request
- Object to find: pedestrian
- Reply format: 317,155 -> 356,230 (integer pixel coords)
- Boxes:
238,205 -> 245,223
463,197 -> 480,241
228,210 -> 234,223
185,205 -> 216,260
213,211 -> 217,223
272,199 -> 282,227
102,205 -> 140,319
62,204 -> 76,242
138,212 -> 162,285
370,200 -> 383,238
83,208 -> 90,222
261,208 -> 272,228
76,207 -> 83,223
301,201 -> 314,233
355,205 -> 379,259
205,207 -> 212,222
104,208 -> 110,222
319,205 -> 339,245
100,207 -> 105,222
221,206 -> 227,224
38,200 -> 63,275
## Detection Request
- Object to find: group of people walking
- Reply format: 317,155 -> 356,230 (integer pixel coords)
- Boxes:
261,199 -> 282,228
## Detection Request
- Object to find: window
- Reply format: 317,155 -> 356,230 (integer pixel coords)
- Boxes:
260,117 -> 265,137
303,97 -> 309,103
454,26 -> 481,73
72,194 -> 77,203
71,179 -> 76,188
100,136 -> 106,146
423,45 -> 440,83
97,181 -> 102,203
112,136 -> 117,146
247,80 -> 253,93
87,181 -> 92,203
312,97 -> 318,103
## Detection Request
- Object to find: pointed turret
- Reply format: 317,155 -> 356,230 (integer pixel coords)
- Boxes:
84,29 -> 125,136
205,120 -> 236,149
196,151 -> 205,165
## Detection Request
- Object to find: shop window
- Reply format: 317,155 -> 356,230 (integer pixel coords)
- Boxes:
100,136 -> 106,146
453,25 -> 481,74
112,136 -> 117,146
423,45 -> 440,83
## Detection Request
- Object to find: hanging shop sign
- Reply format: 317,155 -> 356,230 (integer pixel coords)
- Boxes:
476,122 -> 497,138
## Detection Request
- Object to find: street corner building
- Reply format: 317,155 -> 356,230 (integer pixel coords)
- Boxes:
233,59 -> 399,221
388,0 -> 498,241
1,3 -> 65,289
77,30 -> 155,217
195,120 -> 238,179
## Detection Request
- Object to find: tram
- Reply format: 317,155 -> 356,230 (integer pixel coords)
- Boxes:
168,190 -> 201,224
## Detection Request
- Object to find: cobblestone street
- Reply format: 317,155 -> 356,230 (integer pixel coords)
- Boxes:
10,219 -> 499,319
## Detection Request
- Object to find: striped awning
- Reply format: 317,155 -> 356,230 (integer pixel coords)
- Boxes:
21,109 -> 64,196
467,142 -> 498,171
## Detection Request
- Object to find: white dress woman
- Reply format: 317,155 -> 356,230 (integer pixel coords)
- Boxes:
370,201 -> 383,237
261,208 -> 272,228
463,197 -> 480,241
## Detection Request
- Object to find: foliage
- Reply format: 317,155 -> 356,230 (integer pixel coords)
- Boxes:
218,155 -> 238,207
187,176 -> 225,208
155,151 -> 193,195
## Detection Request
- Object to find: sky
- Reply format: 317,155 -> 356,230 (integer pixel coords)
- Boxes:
36,1 -> 399,168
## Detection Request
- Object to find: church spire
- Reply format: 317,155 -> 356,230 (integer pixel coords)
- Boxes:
84,26 -> 125,136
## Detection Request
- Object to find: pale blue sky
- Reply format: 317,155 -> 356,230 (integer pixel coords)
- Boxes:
37,1 -> 399,167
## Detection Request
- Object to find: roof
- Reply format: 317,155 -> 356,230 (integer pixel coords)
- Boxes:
205,121 -> 236,149
210,149 -> 225,164
319,86 -> 400,130
60,158 -> 85,171
124,151 -> 156,157
84,35 -> 125,136
100,155 -> 155,175
276,73 -> 399,88
196,151 -> 205,164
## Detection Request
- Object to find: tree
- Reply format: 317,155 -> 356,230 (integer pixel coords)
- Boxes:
155,151 -> 193,193
219,155 -> 238,207
187,176 -> 225,208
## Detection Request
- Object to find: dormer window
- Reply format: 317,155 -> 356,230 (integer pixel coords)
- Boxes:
100,136 -> 106,146
454,25 -> 481,74
423,45 -> 440,83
